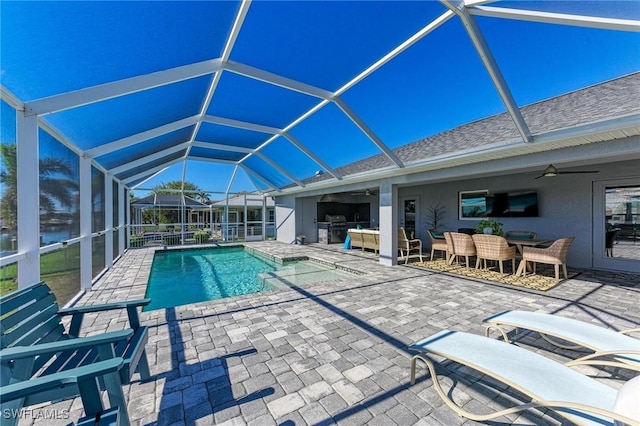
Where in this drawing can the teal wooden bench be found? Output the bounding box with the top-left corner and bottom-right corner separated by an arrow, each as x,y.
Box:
0,358 -> 125,426
0,282 -> 152,426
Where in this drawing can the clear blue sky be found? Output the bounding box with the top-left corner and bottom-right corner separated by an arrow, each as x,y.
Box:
2,1 -> 639,196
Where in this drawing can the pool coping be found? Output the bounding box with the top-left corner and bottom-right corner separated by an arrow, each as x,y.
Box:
157,242 -> 369,276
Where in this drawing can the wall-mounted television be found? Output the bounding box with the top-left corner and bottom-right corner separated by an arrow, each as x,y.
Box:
485,191 -> 539,217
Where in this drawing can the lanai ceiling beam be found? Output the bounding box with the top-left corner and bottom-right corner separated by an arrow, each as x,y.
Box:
255,152 -> 305,187
25,59 -> 223,116
130,168 -> 167,190
442,0 -> 532,143
244,172 -> 268,194
239,164 -> 280,192
121,157 -> 184,184
333,97 -> 404,168
282,133 -> 342,180
108,142 -> 191,175
469,5 -> 640,32
202,115 -> 281,134
224,61 -> 334,100
182,0 -> 252,191
191,141 -> 254,153
225,165 -> 239,195
188,157 -> 238,166
335,9 -> 455,96
85,115 -> 200,158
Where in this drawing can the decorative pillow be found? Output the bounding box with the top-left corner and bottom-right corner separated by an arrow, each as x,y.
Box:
430,230 -> 445,239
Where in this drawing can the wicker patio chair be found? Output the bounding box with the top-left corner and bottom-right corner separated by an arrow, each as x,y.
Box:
472,234 -> 517,274
427,229 -> 448,261
444,232 -> 476,267
516,237 -> 575,280
398,227 -> 423,264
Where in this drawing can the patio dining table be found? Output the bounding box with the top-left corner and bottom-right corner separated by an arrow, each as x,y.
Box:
507,237 -> 554,273
506,238 -> 553,256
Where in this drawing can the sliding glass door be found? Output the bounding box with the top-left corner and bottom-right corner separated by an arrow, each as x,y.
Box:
593,179 -> 640,273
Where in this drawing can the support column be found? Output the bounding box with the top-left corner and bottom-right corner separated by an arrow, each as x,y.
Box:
262,197 -> 267,241
244,194 -> 248,240
118,182 -> 125,255
378,180 -> 398,266
16,114 -> 40,287
125,189 -> 131,248
104,175 -> 113,267
79,157 -> 92,290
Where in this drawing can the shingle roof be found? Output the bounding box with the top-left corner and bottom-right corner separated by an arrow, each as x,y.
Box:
300,71 -> 640,186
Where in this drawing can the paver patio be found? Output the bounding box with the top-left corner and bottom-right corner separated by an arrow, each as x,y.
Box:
19,241 -> 639,426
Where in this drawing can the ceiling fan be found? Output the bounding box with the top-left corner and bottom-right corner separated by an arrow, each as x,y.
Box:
351,189 -> 377,196
534,164 -> 599,179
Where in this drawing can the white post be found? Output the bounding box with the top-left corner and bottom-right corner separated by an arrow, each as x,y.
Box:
16,114 -> 40,287
126,189 -> 131,248
244,194 -> 248,239
224,195 -> 229,241
180,192 -> 185,245
262,197 -> 267,240
104,175 -> 113,267
79,157 -> 92,290
118,181 -> 125,255
378,180 -> 398,266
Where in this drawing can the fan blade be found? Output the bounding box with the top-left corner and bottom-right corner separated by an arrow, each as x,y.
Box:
534,174 -> 546,179
559,171 -> 599,174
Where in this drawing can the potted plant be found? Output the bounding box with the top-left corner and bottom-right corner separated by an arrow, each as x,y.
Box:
474,218 -> 503,236
426,202 -> 446,232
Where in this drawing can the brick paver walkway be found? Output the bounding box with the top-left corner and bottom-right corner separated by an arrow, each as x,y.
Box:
21,241 -> 639,426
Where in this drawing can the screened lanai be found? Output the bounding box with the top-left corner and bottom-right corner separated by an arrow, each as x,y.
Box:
1,1 -> 639,303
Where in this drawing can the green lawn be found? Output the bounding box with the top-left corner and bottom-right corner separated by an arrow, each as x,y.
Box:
1,244 -> 82,306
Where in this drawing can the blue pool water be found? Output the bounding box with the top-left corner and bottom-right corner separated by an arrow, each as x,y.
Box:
145,246 -> 356,311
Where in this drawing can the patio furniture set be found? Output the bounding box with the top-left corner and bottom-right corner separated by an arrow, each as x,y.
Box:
428,229 -> 575,280
346,227 -> 424,264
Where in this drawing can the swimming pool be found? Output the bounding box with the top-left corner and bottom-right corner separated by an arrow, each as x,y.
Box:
144,246 -> 357,310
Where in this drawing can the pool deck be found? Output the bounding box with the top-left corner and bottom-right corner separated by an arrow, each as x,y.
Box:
22,241 -> 639,426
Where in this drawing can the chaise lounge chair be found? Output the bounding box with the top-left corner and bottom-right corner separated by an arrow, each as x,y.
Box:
409,330 -> 638,426
483,310 -> 640,372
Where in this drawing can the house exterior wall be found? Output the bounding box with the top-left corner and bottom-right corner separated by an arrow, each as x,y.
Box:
401,159 -> 639,270
274,159 -> 639,270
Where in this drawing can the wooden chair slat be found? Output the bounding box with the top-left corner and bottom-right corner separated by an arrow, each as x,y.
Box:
43,347 -> 97,375
0,283 -> 51,315
4,306 -> 64,349
1,293 -> 58,337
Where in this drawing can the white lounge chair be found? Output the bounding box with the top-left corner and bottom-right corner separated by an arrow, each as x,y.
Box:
483,310 -> 640,372
409,330 -> 638,426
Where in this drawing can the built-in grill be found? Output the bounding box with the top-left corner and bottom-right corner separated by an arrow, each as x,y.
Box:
321,214 -> 348,244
